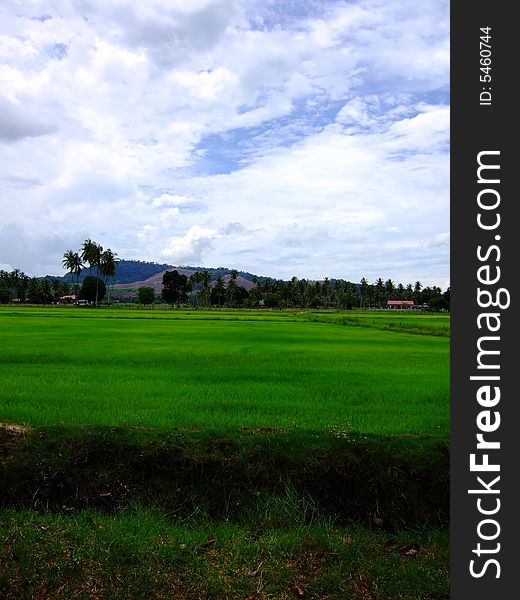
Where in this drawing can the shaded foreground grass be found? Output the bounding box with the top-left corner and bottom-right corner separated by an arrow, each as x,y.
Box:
0,508 -> 449,600
1,426 -> 449,599
1,426 -> 449,529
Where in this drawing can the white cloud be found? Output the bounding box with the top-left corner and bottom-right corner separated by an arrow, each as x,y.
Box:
160,225 -> 217,264
0,0 -> 449,287
426,232 -> 450,248
159,207 -> 180,221
0,95 -> 56,142
152,194 -> 191,207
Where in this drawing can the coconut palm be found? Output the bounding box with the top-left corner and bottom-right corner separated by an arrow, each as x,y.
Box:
100,248 -> 118,304
200,270 -> 212,307
213,274 -> 225,307
81,239 -> 104,303
188,271 -> 202,307
62,250 -> 83,299
226,269 -> 239,306
81,239 -> 97,275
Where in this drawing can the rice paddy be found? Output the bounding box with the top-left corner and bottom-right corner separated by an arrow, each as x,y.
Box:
0,306 -> 449,434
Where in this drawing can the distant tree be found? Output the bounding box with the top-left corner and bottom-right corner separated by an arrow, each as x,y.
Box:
360,277 -> 369,308
188,272 -> 203,307
374,278 -> 385,308
226,269 -> 239,306
81,240 -> 103,304
62,250 -> 83,297
298,278 -> 309,309
211,274 -> 225,307
200,270 -> 212,307
346,282 -> 358,309
50,278 -> 62,301
27,278 -> 42,303
162,270 -> 190,307
262,277 -> 273,294
0,286 -> 12,303
311,281 -> 323,308
100,248 -> 118,304
40,278 -> 53,304
385,279 -> 395,301
79,276 -> 106,303
413,281 -> 423,304
322,278 -> 331,307
263,292 -> 281,308
81,239 -> 98,276
443,287 -> 450,309
234,286 -> 250,307
428,295 -> 449,311
137,286 -> 155,305
15,272 -> 29,301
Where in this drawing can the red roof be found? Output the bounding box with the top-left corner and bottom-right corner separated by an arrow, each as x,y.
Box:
387,300 -> 414,306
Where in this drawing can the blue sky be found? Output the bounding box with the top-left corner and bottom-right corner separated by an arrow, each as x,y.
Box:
0,0 -> 449,288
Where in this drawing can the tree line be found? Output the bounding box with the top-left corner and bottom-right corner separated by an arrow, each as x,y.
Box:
0,269 -> 69,304
142,269 -> 449,310
1,249 -> 449,310
0,239 -> 118,304
62,239 -> 118,304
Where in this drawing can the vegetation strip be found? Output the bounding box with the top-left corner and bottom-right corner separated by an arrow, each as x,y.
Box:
1,426 -> 449,530
0,508 -> 449,600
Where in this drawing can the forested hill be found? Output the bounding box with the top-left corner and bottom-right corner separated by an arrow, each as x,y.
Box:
113,260 -> 265,284
58,260 -> 264,285
110,260 -> 172,283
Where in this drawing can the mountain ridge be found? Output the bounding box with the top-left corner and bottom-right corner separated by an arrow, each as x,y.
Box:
57,259 -> 266,286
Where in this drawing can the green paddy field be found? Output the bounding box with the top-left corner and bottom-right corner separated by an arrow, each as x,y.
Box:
0,307 -> 449,434
0,307 -> 450,599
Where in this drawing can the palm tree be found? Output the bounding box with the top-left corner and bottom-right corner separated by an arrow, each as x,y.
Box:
188,271 -> 202,307
213,274 -> 225,307
201,270 -> 212,307
62,250 -> 83,299
250,275 -> 260,306
374,278 -> 385,308
50,278 -> 61,302
413,281 -> 423,305
81,239 -> 97,275
298,278 -> 308,309
385,279 -> 395,303
322,277 -> 331,308
226,269 -> 239,306
81,239 -> 104,304
360,277 -> 369,309
100,248 -> 118,304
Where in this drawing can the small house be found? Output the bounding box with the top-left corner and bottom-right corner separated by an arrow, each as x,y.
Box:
387,300 -> 415,309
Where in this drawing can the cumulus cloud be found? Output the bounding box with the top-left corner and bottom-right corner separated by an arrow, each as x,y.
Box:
161,225 -> 217,264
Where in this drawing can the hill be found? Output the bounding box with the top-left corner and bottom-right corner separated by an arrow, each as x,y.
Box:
56,260 -> 264,286
113,269 -> 256,295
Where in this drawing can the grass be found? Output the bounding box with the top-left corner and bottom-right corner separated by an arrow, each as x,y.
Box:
302,311 -> 450,337
0,508 -> 449,600
0,306 -> 450,598
0,306 -> 449,434
0,426 -> 449,529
